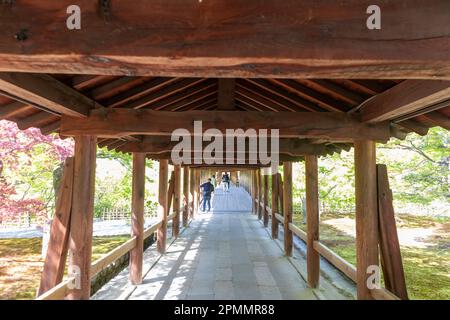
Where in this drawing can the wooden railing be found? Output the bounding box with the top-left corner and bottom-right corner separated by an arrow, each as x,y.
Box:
254,197 -> 400,300
38,204 -> 189,300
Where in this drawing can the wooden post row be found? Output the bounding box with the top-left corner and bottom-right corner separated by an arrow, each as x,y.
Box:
183,167 -> 189,227
173,165 -> 181,238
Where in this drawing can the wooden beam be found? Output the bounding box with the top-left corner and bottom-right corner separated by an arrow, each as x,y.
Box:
376,164 -> 408,300
0,73 -> 97,117
271,168 -> 279,239
0,101 -> 31,119
217,79 -> 235,110
150,152 -> 304,163
0,1 -> 449,78
173,165 -> 181,238
67,136 -> 97,300
130,153 -> 145,285
283,162 -> 293,257
354,140 -> 378,300
38,157 -> 74,296
419,111 -> 450,130
157,160 -> 168,254
182,167 -> 190,227
117,136 -> 333,156
360,80 -> 450,123
305,155 -> 320,288
61,110 -> 391,142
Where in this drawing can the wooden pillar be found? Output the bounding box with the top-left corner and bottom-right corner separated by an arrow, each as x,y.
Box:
251,170 -> 256,214
157,160 -> 168,254
257,169 -> 262,220
173,165 -> 181,238
130,153 -> 145,285
278,172 -> 283,213
67,136 -> 97,300
354,140 -> 379,300
283,162 -> 293,257
305,155 -> 320,288
195,170 -> 201,216
271,168 -> 279,239
189,168 -> 195,219
263,173 -> 269,227
183,167 -> 190,227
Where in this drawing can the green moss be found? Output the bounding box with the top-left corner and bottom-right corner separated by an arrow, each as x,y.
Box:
292,212 -> 450,300
0,235 -> 130,300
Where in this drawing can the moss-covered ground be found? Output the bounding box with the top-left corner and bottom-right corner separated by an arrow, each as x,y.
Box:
293,212 -> 449,300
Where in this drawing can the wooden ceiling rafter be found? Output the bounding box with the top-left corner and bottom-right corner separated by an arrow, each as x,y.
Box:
123,78 -> 207,110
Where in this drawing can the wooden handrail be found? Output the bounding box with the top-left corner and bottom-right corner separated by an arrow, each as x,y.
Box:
371,288 -> 401,300
37,206 -> 194,300
275,213 -> 284,223
288,222 -> 307,242
143,220 -> 163,239
90,236 -> 138,277
36,276 -> 75,300
313,240 -> 356,282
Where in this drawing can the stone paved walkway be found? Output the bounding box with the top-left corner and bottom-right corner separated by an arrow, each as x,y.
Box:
127,186 -> 317,300
93,185 -> 354,300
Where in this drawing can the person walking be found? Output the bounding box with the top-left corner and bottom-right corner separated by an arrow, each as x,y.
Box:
200,178 -> 215,212
211,174 -> 217,188
222,173 -> 230,192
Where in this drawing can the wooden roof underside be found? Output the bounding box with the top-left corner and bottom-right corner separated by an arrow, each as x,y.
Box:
0,74 -> 449,163
0,1 -> 449,163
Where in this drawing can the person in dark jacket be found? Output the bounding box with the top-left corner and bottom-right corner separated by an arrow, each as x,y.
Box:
200,178 -> 215,212
222,173 -> 230,192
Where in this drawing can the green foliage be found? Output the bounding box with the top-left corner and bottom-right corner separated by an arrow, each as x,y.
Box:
94,148 -> 158,217
378,127 -> 449,205
293,127 -> 449,211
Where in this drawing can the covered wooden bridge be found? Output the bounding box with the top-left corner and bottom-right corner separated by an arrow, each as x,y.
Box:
0,0 -> 449,300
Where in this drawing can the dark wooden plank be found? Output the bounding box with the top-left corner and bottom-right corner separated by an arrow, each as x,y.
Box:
361,80 -> 450,123
0,1 -> 449,78
38,157 -> 74,296
217,79 -> 235,110
60,109 -> 391,142
0,101 -> 31,119
376,164 -> 408,300
116,136 -> 331,156
419,111 -> 450,130
17,111 -> 57,130
0,73 -> 96,117
130,153 -> 146,285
